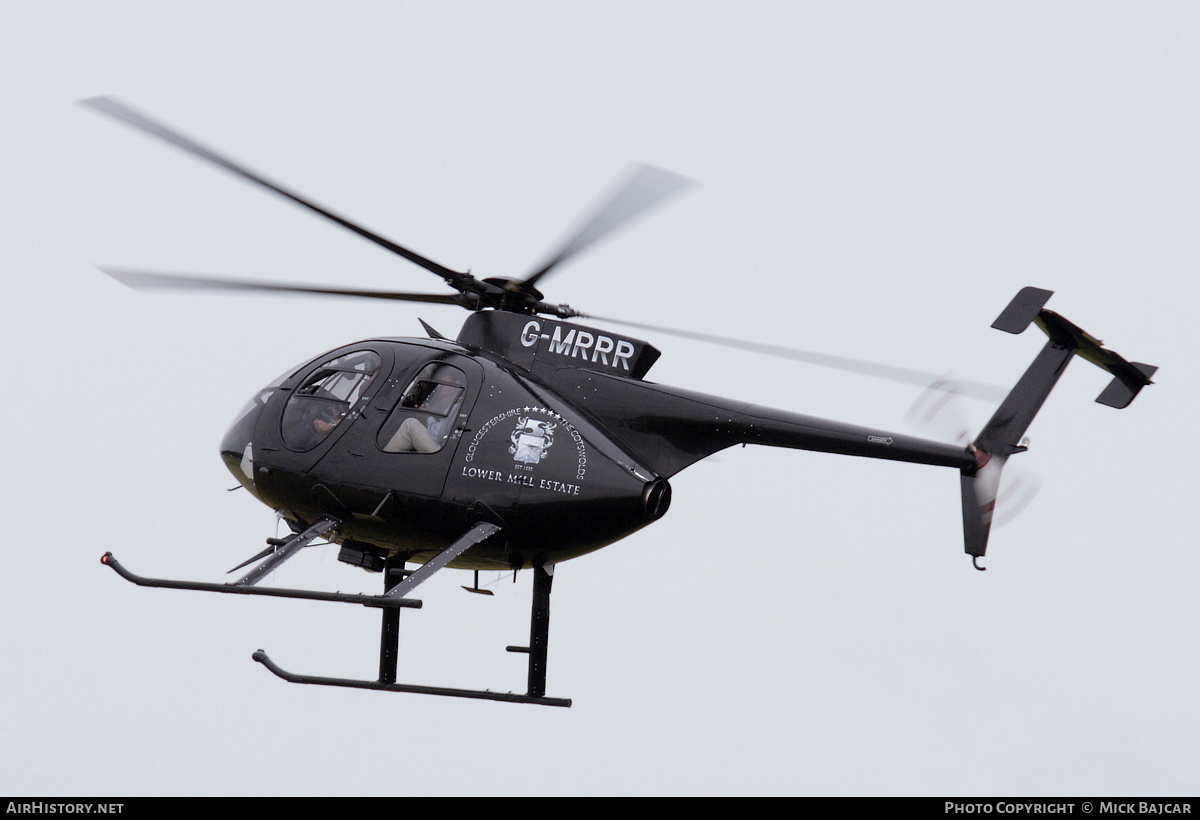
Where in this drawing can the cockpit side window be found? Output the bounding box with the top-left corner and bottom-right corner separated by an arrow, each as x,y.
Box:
378,362 -> 467,453
282,350 -> 382,451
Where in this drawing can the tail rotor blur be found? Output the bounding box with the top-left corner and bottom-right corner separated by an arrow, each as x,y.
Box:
906,378 -> 1041,530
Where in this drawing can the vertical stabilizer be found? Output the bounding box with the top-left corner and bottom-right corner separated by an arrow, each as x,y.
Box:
961,288 -> 1154,568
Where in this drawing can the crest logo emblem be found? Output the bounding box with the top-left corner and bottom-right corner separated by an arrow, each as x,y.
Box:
510,417 -> 556,465
462,406 -> 586,489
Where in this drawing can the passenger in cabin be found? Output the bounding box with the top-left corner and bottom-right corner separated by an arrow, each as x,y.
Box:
385,416 -> 441,453
384,400 -> 462,452
380,363 -> 466,453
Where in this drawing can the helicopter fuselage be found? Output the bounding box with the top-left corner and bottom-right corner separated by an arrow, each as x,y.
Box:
221,311 -> 975,572
221,326 -> 674,570
88,96 -> 1155,704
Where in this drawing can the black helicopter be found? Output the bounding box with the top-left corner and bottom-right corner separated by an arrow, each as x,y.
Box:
87,97 -> 1156,707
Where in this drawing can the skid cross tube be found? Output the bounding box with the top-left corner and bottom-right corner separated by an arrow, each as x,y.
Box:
378,554 -> 406,685
231,516 -> 338,587
251,530 -> 572,706
506,562 -> 555,698
251,559 -> 572,707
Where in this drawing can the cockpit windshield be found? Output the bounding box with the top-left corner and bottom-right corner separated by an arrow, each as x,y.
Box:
282,350 -> 382,451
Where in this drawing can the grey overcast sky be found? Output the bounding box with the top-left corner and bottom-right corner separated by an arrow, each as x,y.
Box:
1,1 -> 1196,796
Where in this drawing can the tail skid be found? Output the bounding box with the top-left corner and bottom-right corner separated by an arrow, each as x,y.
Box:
961,288 -> 1155,568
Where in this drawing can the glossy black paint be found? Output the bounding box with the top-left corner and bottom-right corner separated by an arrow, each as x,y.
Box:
220,310 -> 977,572
221,339 -> 664,569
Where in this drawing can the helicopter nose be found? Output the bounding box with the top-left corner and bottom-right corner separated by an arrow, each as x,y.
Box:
220,390 -> 270,498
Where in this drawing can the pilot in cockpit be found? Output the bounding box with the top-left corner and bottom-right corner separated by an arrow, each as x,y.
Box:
312,402 -> 347,435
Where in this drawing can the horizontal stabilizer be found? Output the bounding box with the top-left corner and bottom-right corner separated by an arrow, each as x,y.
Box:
1096,362 -> 1158,409
1032,309 -> 1156,410
992,287 -> 1054,334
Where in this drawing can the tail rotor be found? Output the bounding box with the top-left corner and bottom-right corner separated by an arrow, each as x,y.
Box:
906,378 -> 1042,535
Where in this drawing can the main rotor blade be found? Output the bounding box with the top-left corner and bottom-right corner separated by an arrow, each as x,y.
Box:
99,267 -> 467,306
522,164 -> 694,288
583,314 -> 1009,403
80,96 -> 473,289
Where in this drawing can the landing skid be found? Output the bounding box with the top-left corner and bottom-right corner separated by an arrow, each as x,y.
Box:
101,520 -> 572,707
252,650 -> 571,707
99,552 -> 421,610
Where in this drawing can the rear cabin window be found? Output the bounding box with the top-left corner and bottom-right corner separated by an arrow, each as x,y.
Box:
377,363 -> 467,454
281,350 -> 382,451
